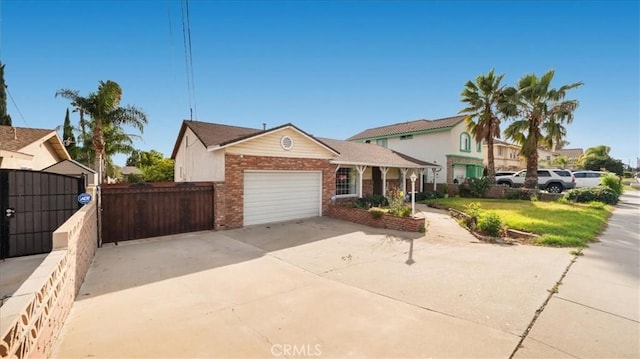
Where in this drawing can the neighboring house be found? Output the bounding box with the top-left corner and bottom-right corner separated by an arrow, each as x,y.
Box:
42,159 -> 98,186
121,166 -> 143,181
171,120 -> 438,229
537,147 -> 559,168
347,115 -> 483,184
483,138 -> 525,171
555,148 -> 584,170
0,125 -> 70,170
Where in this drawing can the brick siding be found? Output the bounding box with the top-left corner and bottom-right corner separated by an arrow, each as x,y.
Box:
222,154 -> 335,229
326,205 -> 425,232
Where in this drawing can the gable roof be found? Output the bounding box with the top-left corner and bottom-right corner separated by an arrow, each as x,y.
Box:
171,120 -> 339,158
347,115 -> 465,141
320,138 -> 439,168
42,159 -> 96,173
555,148 -> 583,159
0,125 -> 70,159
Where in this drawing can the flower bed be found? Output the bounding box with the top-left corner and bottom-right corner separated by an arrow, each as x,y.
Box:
326,204 -> 425,232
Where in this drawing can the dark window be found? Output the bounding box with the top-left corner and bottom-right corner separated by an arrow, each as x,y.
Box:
574,172 -> 586,178
400,135 -> 413,140
537,170 -> 551,177
336,168 -> 356,195
553,170 -> 572,177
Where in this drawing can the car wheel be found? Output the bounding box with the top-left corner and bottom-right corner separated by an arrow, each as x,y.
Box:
547,183 -> 563,193
497,181 -> 511,187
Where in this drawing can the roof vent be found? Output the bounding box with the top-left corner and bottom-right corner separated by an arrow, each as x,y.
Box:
280,135 -> 294,151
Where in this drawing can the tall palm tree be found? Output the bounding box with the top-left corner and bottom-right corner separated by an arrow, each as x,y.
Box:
56,80 -> 147,182
542,115 -> 570,152
504,70 -> 583,189
459,69 -> 511,183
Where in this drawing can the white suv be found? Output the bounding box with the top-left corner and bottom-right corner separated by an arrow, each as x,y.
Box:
496,169 -> 576,193
572,170 -> 608,188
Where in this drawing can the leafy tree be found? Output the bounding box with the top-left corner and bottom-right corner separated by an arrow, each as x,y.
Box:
459,69 -> 511,183
126,149 -> 164,168
56,80 -> 147,182
542,116 -> 569,152
62,108 -> 79,159
143,158 -> 175,182
0,61 -> 12,126
580,145 -> 624,175
504,70 -> 583,189
584,145 -> 611,158
552,155 -> 568,169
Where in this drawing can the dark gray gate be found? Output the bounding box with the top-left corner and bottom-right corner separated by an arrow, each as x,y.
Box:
0,169 -> 83,259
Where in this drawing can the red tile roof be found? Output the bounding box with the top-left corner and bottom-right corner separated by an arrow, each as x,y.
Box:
555,148 -> 584,159
347,115 -> 465,141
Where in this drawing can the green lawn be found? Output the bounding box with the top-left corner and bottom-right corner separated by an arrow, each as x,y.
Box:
423,197 -> 614,247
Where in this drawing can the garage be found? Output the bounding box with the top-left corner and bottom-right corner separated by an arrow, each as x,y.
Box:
243,170 -> 322,226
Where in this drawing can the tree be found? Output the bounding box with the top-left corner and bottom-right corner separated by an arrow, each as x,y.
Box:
542,116 -> 569,152
459,69 -> 511,183
62,108 -> 79,159
552,155 -> 568,169
504,70 -> 583,189
0,61 -> 12,126
56,80 -> 147,182
126,149 -> 164,168
143,158 -> 175,182
583,156 -> 624,176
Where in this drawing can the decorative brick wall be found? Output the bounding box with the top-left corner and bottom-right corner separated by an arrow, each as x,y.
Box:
326,205 -> 425,232
0,202 -> 97,359
223,154 -> 335,229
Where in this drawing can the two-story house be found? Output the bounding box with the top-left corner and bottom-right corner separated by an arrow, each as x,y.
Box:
347,115 -> 484,184
482,138 -> 525,171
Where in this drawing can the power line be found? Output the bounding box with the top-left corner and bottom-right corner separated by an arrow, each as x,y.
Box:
7,88 -> 29,127
185,0 -> 197,120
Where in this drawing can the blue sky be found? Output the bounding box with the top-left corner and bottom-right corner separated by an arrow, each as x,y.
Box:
2,0 -> 639,166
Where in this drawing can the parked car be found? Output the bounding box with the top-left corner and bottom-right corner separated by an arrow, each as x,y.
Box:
572,170 -> 608,188
496,169 -> 576,193
495,171 -> 516,177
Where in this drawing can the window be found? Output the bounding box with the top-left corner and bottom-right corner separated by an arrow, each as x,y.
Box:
498,147 -> 504,156
400,134 -> 413,140
476,142 -> 482,152
573,172 -> 586,178
460,133 -> 471,152
336,168 -> 357,195
553,170 -> 572,177
376,138 -> 388,148
537,170 -> 551,177
365,140 -> 371,144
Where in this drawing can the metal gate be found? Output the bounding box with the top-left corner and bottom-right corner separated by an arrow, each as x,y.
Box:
100,182 -> 214,244
0,169 -> 83,259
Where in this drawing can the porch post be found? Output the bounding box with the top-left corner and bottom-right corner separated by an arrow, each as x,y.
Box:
355,165 -> 367,198
379,167 -> 389,197
400,168 -> 409,194
420,168 -> 426,192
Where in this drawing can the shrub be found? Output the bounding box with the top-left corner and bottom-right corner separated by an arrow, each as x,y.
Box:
416,190 -> 445,201
465,177 -> 491,198
465,202 -> 482,225
505,188 -> 537,200
353,194 -> 389,209
477,212 -> 503,237
369,207 -> 386,219
601,174 -> 623,195
588,201 -> 606,210
564,187 -> 619,205
390,204 -> 412,217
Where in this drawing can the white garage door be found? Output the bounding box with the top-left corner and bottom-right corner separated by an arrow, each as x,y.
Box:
244,171 -> 322,226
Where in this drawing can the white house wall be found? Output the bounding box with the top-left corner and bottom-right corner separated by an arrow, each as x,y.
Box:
386,130 -> 451,183
175,127 -> 225,182
15,140 -> 60,170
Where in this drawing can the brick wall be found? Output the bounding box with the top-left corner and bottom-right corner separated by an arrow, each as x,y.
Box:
223,154 -> 335,229
1,202 -> 97,359
326,205 -> 425,232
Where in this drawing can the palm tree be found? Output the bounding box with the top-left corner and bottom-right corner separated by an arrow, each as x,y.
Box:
542,115 -> 570,152
459,69 -> 511,183
504,70 -> 583,189
56,80 -> 147,182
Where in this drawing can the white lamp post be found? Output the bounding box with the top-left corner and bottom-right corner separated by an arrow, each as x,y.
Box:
410,172 -> 417,217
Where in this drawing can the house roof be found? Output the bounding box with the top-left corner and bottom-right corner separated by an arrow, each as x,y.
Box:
346,115 -> 465,141
0,125 -> 70,160
555,148 -> 583,159
488,138 -> 521,147
320,138 -> 439,169
42,159 -> 96,173
121,166 -> 143,175
171,120 -> 339,158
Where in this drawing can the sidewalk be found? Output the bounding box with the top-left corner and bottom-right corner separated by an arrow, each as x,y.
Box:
515,191 -> 640,358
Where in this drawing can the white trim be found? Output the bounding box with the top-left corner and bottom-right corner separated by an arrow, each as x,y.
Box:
331,160 -> 437,169
355,165 -> 367,198
280,135 -> 294,150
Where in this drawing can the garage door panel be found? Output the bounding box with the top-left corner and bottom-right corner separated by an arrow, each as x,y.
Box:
244,171 -> 322,226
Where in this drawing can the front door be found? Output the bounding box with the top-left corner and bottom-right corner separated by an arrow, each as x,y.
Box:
372,167 -> 382,195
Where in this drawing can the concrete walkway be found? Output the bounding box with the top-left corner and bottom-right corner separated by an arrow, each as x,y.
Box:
515,191 -> 640,358
50,194 -> 639,358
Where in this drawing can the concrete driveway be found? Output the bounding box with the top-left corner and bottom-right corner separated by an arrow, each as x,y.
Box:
52,208 -> 573,358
